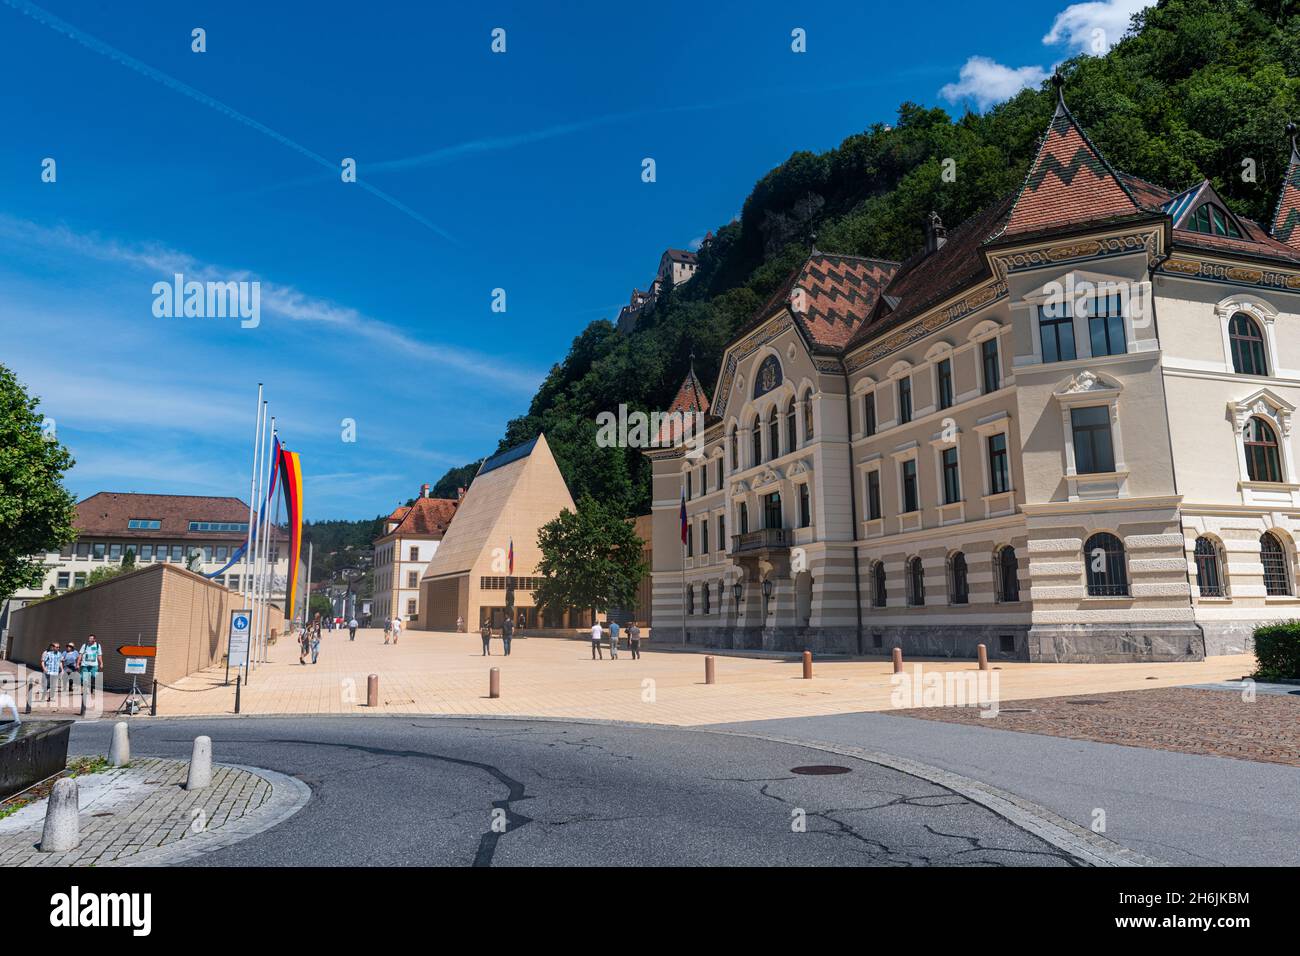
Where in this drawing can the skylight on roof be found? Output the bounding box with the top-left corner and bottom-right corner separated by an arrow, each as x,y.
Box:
1186,202 -> 1242,238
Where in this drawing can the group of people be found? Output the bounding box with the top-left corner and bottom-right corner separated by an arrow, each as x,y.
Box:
478,618 -> 515,656
589,620 -> 641,660
383,616 -> 403,644
38,635 -> 104,698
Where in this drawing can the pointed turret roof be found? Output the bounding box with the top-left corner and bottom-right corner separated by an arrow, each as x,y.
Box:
1271,122 -> 1300,250
990,73 -> 1146,242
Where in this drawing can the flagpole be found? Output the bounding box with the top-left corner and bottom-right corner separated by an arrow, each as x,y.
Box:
255,417 -> 276,672
680,478 -> 687,646
303,540 -> 314,636
244,396 -> 267,683
267,441 -> 284,663
249,409 -> 271,680
231,385 -> 263,686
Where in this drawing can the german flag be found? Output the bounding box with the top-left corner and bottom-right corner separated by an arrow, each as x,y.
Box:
279,447 -> 304,619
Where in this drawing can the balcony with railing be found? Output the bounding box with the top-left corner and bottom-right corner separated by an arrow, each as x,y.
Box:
731,527 -> 791,555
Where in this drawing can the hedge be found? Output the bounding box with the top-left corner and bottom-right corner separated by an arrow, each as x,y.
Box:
1253,622 -> 1300,680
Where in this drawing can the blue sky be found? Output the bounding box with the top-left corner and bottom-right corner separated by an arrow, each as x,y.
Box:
0,0 -> 1146,520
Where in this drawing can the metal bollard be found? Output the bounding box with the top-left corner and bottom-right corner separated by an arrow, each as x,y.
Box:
151,678 -> 159,716
39,778 -> 80,852
185,736 -> 212,791
109,721 -> 130,767
234,674 -> 242,714
802,650 -> 813,680
892,646 -> 903,674
489,667 -> 500,699
705,656 -> 716,685
25,677 -> 34,714
977,643 -> 989,671
367,673 -> 379,707
79,680 -> 87,717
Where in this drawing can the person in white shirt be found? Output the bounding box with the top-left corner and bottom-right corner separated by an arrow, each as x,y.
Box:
391,616 -> 402,644
41,643 -> 62,700
590,621 -> 604,660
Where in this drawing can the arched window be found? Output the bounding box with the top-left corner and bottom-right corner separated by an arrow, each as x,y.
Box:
906,557 -> 925,606
738,502 -> 749,535
768,407 -> 780,459
784,400 -> 796,454
1244,417 -> 1282,483
948,552 -> 969,605
802,390 -> 815,442
1194,537 -> 1225,598
997,546 -> 1020,602
1261,532 -> 1291,596
872,562 -> 887,607
729,426 -> 738,471
703,583 -> 711,615
1084,533 -> 1128,597
1229,313 -> 1268,375
751,419 -> 762,467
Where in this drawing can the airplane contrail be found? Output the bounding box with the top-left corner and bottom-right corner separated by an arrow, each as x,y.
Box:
3,0 -> 458,243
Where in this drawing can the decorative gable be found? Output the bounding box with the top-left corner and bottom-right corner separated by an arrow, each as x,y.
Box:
1271,123 -> 1300,250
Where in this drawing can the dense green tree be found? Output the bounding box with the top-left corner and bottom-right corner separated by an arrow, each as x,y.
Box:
0,364 -> 77,600
533,496 -> 647,617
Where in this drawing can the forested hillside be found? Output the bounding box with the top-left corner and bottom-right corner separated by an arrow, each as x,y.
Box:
440,0 -> 1299,519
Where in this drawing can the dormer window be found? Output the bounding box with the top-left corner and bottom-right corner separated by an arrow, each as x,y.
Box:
1186,202 -> 1242,238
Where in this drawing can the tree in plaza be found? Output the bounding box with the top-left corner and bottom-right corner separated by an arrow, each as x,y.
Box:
533,495 -> 647,620
0,364 -> 77,600
309,594 -> 333,621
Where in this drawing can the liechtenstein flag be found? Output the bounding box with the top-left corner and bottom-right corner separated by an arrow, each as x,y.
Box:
680,489 -> 687,545
508,537 -> 514,575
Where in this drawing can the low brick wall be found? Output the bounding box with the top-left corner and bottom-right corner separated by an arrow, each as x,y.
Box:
6,565 -> 283,690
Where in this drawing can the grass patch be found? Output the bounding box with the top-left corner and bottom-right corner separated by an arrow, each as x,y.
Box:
0,754 -> 115,820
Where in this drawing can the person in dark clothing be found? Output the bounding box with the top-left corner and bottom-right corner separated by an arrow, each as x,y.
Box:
628,622 -> 641,660
480,621 -> 492,656
501,616 -> 513,656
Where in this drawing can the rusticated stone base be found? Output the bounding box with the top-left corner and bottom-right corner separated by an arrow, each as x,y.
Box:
681,625 -> 1032,660
1027,623 -> 1206,663
1198,621 -> 1255,657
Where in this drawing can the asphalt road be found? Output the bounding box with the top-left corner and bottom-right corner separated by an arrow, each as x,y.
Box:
69,717 -> 1080,867
713,711 -> 1300,867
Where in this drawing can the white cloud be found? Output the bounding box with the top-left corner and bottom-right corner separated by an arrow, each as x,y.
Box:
940,57 -> 1050,112
1043,0 -> 1149,55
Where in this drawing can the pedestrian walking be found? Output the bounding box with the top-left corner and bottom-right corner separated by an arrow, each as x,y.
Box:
501,616 -> 513,656
391,616 -> 402,644
62,643 -> 79,692
310,628 -> 322,664
628,622 -> 641,660
41,643 -> 61,700
456,616 -> 464,633
608,619 -> 620,659
480,621 -> 492,656
383,617 -> 392,644
590,620 -> 604,660
77,635 -> 102,689
348,618 -> 358,641
299,626 -> 311,665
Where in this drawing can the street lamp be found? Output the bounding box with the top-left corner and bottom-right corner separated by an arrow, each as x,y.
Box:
761,578 -> 773,616
732,580 -> 743,611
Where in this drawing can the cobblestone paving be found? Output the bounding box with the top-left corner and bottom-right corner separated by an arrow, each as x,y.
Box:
894,686 -> 1300,767
0,758 -> 270,866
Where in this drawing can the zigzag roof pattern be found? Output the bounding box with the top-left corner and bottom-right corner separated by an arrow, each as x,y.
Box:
1271,123 -> 1300,251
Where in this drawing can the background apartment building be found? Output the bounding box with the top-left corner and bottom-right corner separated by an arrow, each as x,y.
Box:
371,485 -> 459,626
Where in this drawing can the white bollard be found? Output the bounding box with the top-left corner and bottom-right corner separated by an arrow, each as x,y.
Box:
40,778 -> 80,852
185,735 -> 212,791
109,721 -> 130,767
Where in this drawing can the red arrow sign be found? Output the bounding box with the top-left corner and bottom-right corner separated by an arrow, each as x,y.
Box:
116,645 -> 157,658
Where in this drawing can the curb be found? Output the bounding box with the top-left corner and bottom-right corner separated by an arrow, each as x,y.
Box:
116,763 -> 311,867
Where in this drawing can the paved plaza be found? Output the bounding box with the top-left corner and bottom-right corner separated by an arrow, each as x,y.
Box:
143,627 -> 1254,726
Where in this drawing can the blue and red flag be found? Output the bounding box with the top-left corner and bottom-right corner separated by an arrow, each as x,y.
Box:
508,537 -> 514,575
680,489 -> 687,545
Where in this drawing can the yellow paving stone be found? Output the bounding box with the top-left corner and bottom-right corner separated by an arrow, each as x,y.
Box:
145,627 -> 1257,726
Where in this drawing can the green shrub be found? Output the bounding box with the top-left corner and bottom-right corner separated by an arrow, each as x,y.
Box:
1252,622 -> 1300,680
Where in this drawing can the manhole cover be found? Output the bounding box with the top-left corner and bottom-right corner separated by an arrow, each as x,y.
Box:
790,765 -> 852,775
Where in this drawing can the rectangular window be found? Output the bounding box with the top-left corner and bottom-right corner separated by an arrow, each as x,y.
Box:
864,392 -> 877,437
701,518 -> 709,554
898,377 -> 913,424
1039,305 -> 1077,363
127,519 -> 161,530
57,572 -> 70,589
216,546 -> 227,561
981,338 -> 1000,393
141,544 -> 153,560
76,542 -> 90,558
988,433 -> 1010,494
407,571 -> 419,588
1071,406 -> 1115,474
715,458 -> 723,491
407,599 -> 417,616
937,359 -> 953,409
799,484 -> 811,528
686,525 -> 694,557
203,546 -> 213,563
73,572 -> 86,588
942,447 -> 961,504
867,471 -> 882,521
1088,293 -> 1126,357
228,574 -> 240,591
171,545 -> 183,562
109,543 -> 123,560
409,546 -> 419,561
686,470 -> 692,501
901,459 -> 918,513
93,542 -> 106,560
718,515 -> 726,551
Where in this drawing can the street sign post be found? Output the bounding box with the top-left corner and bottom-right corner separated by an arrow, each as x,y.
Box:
228,609 -> 252,669
124,658 -> 147,675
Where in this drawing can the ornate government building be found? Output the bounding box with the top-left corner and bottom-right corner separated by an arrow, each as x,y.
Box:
646,79 -> 1300,662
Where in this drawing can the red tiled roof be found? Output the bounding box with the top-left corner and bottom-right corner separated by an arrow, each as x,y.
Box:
389,497 -> 459,538
994,99 -> 1144,241
1271,129 -> 1300,251
747,253 -> 899,352
74,492 -> 255,539
657,367 -> 711,445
